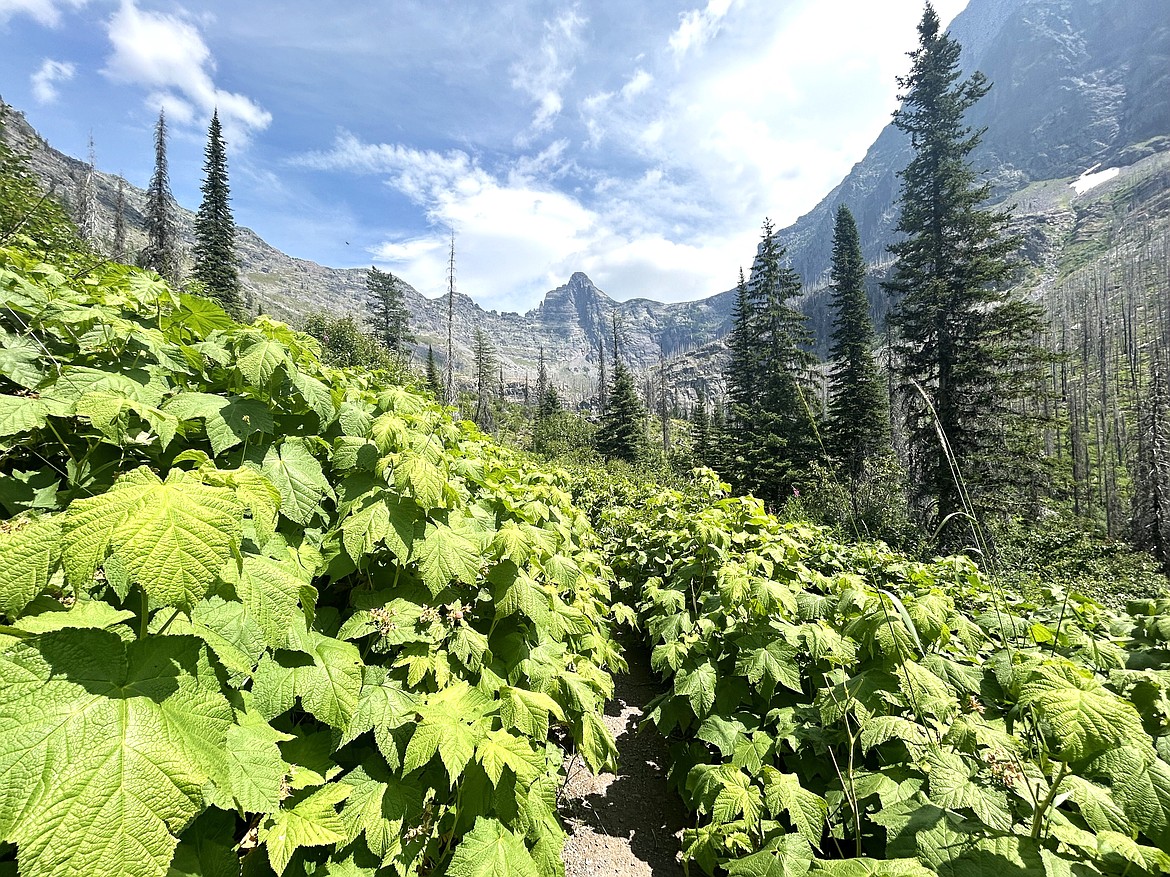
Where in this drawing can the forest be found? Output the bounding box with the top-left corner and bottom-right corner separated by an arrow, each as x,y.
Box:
2,5 -> 1170,877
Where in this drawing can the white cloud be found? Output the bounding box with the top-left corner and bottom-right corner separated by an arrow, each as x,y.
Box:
0,0 -> 86,27
620,68 -> 653,101
102,0 -> 271,143
30,58 -> 75,103
669,0 -> 735,59
510,5 -> 586,140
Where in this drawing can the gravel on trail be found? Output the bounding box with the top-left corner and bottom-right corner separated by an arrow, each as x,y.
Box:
559,634 -> 689,877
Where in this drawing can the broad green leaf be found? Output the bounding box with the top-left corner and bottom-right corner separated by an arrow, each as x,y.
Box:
415,521 -> 480,595
0,630 -> 233,877
675,660 -> 718,719
162,293 -> 233,337
498,685 -> 564,740
338,764 -> 424,864
810,858 -> 934,877
394,452 -> 447,510
238,338 -> 289,387
62,467 -> 243,610
924,749 -> 1011,831
288,628 -> 364,730
762,767 -> 828,847
0,393 -> 47,439
579,709 -> 618,773
261,782 -> 351,876
164,392 -> 273,457
447,817 -> 541,877
1020,660 -> 1146,762
736,636 -> 802,695
727,833 -> 812,877
226,723 -> 287,814
476,728 -> 542,786
262,438 -> 333,526
0,515 -> 60,617
237,553 -> 312,649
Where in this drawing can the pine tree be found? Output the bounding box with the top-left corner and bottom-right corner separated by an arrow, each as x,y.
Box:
111,176 -> 127,262
597,335 -> 608,413
725,267 -> 757,413
1132,351 -> 1170,572
723,220 -> 819,503
192,110 -> 242,317
138,109 -> 180,285
365,266 -> 414,356
425,345 -> 441,397
692,390 -> 711,468
472,328 -> 497,432
826,204 -> 890,479
596,316 -> 647,464
536,346 -> 549,409
883,4 -> 1045,537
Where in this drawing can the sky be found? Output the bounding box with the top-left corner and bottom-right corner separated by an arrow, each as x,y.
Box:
0,0 -> 969,311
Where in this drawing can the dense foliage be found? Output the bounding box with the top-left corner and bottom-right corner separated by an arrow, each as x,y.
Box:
599,469 -> 1170,877
0,245 -> 623,877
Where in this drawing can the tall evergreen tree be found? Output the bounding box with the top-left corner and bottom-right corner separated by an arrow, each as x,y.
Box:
723,220 -> 819,503
826,204 -> 890,478
365,265 -> 414,356
193,111 -> 243,317
692,390 -> 711,468
597,335 -> 608,413
1132,351 -> 1170,572
138,109 -> 180,285
535,347 -> 549,409
596,316 -> 647,464
883,4 -> 1045,536
111,176 -> 127,262
726,268 -> 757,413
472,328 -> 497,432
425,345 -> 441,397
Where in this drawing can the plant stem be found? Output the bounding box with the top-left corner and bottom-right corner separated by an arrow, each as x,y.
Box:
1030,761 -> 1069,840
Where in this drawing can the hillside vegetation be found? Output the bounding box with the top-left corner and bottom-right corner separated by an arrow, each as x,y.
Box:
1,229 -> 1169,876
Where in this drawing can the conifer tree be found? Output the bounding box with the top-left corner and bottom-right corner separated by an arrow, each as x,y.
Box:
723,220 -> 819,503
826,204 -> 890,478
138,109 -> 180,285
692,390 -> 711,468
1132,351 -> 1170,572
596,316 -> 647,464
597,335 -> 608,413
536,347 -> 549,409
425,345 -> 441,397
365,265 -> 414,356
472,328 -> 497,432
111,176 -> 127,262
884,4 -> 1045,536
193,110 -> 243,317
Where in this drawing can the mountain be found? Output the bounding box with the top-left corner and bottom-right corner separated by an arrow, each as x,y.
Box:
0,97 -> 732,400
778,0 -> 1170,286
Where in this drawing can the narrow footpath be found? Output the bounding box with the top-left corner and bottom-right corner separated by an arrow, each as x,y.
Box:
559,634 -> 689,877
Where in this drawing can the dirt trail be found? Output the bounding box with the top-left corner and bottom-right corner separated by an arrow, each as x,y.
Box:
560,634 -> 689,877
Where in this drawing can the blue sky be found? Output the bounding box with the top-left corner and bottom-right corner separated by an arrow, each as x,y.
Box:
1,0 -> 968,311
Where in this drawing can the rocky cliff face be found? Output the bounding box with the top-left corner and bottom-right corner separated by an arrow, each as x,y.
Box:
777,0 -> 1170,285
